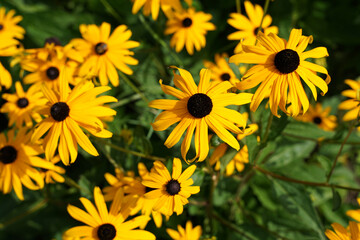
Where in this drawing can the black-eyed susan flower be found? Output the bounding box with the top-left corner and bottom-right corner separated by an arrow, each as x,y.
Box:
31,69 -> 117,165
227,1 -> 278,53
203,53 -> 240,87
166,220 -> 202,240
64,187 -> 156,240
165,8 -> 216,55
70,22 -> 140,86
0,62 -> 12,90
0,128 -> 54,200
1,82 -> 47,128
0,7 -> 25,40
103,168 -> 135,201
325,221 -> 360,240
230,29 -> 331,117
142,158 -> 200,216
132,0 -> 182,20
40,155 -> 66,184
338,79 -> 360,122
149,67 -> 253,162
296,103 -> 337,131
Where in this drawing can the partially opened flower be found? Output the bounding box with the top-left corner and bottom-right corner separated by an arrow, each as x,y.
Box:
70,22 -> 140,86
230,29 -> 331,117
64,187 -> 155,240
325,221 -> 360,240
31,68 -> 117,165
165,8 -> 215,55
296,103 -> 337,131
142,158 -> 200,216
149,67 -> 252,162
40,155 -> 66,184
0,7 -> 25,40
227,1 -> 278,53
166,220 -> 202,240
338,79 -> 360,123
103,168 -> 135,201
131,0 -> 182,20
0,128 -> 54,200
1,82 -> 47,128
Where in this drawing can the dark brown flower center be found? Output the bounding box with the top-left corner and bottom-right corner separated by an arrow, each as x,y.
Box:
17,98 -> 29,108
182,18 -> 193,28
166,179 -> 181,195
187,93 -> 213,118
95,42 -> 108,55
46,67 -> 60,80
313,116 -> 322,125
274,49 -> 300,74
0,24 -> 3,30
220,73 -> 231,81
253,27 -> 263,36
0,146 -> 17,164
97,223 -> 116,240
50,102 -> 70,122
44,37 -> 61,46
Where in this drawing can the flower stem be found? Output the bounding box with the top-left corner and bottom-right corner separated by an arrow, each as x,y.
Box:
138,14 -> 184,67
119,71 -> 149,103
236,0 -> 241,14
257,0 -> 271,33
100,0 -> 123,22
261,113 -> 273,145
326,124 -> 354,183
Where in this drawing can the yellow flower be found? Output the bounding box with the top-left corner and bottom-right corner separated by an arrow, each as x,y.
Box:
31,68 -> 117,165
0,128 -> 54,200
166,220 -> 202,240
149,67 -> 252,162
131,0 -> 182,20
346,198 -> 360,222
295,103 -> 337,131
40,155 -> 66,184
236,112 -> 258,141
103,168 -> 135,201
203,53 -> 240,87
70,22 -> 140,86
142,158 -> 200,216
227,1 -> 278,53
64,187 -> 155,240
338,79 -> 360,122
165,8 -> 216,55
1,82 -> 47,128
0,7 -> 25,40
325,221 -> 360,240
230,29 -> 331,117
0,61 -> 12,91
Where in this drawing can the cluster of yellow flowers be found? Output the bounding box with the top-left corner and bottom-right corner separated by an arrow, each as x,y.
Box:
0,0 -> 360,239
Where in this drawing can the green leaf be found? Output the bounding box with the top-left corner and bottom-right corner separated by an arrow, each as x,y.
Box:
331,188 -> 342,211
245,134 -> 261,164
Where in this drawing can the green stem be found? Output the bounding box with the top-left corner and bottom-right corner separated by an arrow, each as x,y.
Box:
326,125 -> 354,183
236,0 -> 241,14
95,138 -> 166,162
119,72 -> 149,103
261,113 -> 273,145
109,94 -> 142,108
138,14 -> 184,67
257,0 -> 271,33
100,0 -> 123,22
255,165 -> 360,192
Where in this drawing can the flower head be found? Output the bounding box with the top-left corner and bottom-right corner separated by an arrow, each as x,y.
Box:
40,155 -> 66,184
0,7 -> 25,40
325,221 -> 360,240
166,220 -> 202,240
103,168 -> 135,201
70,22 -> 140,86
132,0 -> 182,20
0,62 -> 12,91
230,28 -> 331,117
149,67 -> 252,162
338,79 -> 360,123
142,158 -> 200,216
295,103 -> 337,131
165,8 -> 215,55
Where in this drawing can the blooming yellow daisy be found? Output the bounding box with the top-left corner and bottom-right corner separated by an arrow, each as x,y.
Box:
149,67 -> 253,162
166,220 -> 202,240
132,0 -> 182,20
295,103 -> 337,131
165,8 -> 216,55
31,68 -> 117,165
338,79 -> 360,122
64,187 -> 155,240
229,28 -> 331,117
0,61 -> 12,91
325,221 -> 360,240
203,53 -> 240,87
142,158 -> 200,216
70,22 -> 140,86
0,7 -> 25,40
0,128 -> 54,200
103,168 -> 135,201
40,155 -> 66,184
1,82 -> 47,128
227,1 -> 278,53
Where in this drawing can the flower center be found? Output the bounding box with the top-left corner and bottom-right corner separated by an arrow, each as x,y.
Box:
182,17 -> 193,28
253,27 -> 263,36
0,24 -> 3,30
46,67 -> 60,80
220,73 -> 231,81
50,102 -> 70,122
44,37 -> 61,46
17,98 -> 29,108
166,179 -> 181,195
313,116 -> 322,125
274,49 -> 300,74
0,146 -> 18,164
95,42 -> 108,55
97,223 -> 116,240
187,93 -> 213,118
